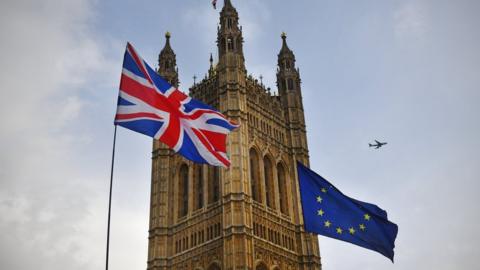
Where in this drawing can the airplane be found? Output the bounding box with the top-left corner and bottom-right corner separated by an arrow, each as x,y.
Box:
369,140 -> 387,149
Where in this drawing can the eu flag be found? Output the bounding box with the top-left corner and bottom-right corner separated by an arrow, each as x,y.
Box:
297,162 -> 398,261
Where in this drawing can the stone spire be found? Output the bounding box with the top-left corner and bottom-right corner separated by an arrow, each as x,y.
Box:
222,0 -> 236,13
277,32 -> 299,94
276,32 -> 308,159
208,53 -> 216,77
158,31 -> 179,87
279,32 -> 294,57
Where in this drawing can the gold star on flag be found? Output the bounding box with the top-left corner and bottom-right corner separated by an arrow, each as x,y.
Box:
324,220 -> 331,228
364,214 -> 371,221
336,227 -> 343,234
321,188 -> 327,193
316,196 -> 322,203
349,227 -> 356,235
359,224 -> 366,231
317,209 -> 324,216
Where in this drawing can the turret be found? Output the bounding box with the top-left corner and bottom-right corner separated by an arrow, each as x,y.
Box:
277,32 -> 301,103
216,0 -> 245,71
276,33 -> 308,158
157,32 -> 179,87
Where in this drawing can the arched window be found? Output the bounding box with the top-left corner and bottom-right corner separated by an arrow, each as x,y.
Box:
208,262 -> 221,270
249,148 -> 262,203
256,262 -> 268,270
208,167 -> 221,204
288,78 -> 294,90
264,156 -> 275,209
236,39 -> 241,52
194,165 -> 204,210
178,164 -> 189,217
277,163 -> 289,215
221,38 -> 226,54
227,38 -> 234,51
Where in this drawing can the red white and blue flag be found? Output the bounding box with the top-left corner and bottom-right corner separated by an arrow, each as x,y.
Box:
115,43 -> 238,167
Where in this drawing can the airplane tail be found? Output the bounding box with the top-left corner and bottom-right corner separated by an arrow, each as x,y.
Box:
369,143 -> 374,147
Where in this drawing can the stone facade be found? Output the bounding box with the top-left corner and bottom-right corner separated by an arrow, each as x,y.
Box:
147,1 -> 321,269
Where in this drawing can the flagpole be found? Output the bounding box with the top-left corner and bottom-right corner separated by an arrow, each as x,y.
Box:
106,125 -> 118,270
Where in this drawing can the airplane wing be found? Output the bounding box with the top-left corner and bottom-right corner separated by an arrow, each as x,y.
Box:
375,140 -> 380,144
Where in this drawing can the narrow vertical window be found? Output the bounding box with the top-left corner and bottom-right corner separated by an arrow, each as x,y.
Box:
264,156 -> 275,209
208,166 -> 221,203
249,148 -> 261,203
288,78 -> 294,90
208,263 -> 221,270
277,163 -> 289,215
213,167 -> 220,202
227,38 -> 233,51
178,164 -> 189,217
194,165 -> 204,209
221,38 -> 226,54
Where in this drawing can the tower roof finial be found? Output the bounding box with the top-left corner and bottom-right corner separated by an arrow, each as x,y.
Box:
222,0 -> 236,13
278,31 -> 294,58
159,31 -> 175,58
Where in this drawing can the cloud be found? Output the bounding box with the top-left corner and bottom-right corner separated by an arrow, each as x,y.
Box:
394,1 -> 428,40
0,0 -> 121,269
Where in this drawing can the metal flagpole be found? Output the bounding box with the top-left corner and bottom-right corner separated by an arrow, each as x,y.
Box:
106,125 -> 118,270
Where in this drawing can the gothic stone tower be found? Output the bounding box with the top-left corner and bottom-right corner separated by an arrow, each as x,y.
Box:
148,1 -> 321,269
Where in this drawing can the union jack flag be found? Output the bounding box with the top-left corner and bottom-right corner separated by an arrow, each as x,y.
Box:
115,43 -> 238,167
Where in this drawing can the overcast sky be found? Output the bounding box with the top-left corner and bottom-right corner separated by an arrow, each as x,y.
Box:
1,0 -> 479,269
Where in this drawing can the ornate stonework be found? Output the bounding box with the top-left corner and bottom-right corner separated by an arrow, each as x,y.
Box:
147,1 -> 321,269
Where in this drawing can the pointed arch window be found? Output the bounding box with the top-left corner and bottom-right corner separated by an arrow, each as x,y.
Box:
208,263 -> 221,270
256,262 -> 268,270
221,38 -> 226,54
277,163 -> 289,215
194,165 -> 204,210
236,39 -> 242,52
178,164 -> 189,217
227,38 -> 234,51
208,167 -> 221,204
264,156 -> 275,209
249,148 -> 262,203
288,78 -> 294,90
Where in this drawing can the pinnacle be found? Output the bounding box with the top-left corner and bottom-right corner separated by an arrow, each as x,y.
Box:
160,32 -> 175,57
279,32 -> 292,55
222,0 -> 237,13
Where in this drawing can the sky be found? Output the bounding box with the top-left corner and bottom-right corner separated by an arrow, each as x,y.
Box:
0,0 -> 479,269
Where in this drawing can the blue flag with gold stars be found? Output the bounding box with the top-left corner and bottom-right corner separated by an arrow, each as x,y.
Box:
297,162 -> 398,261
